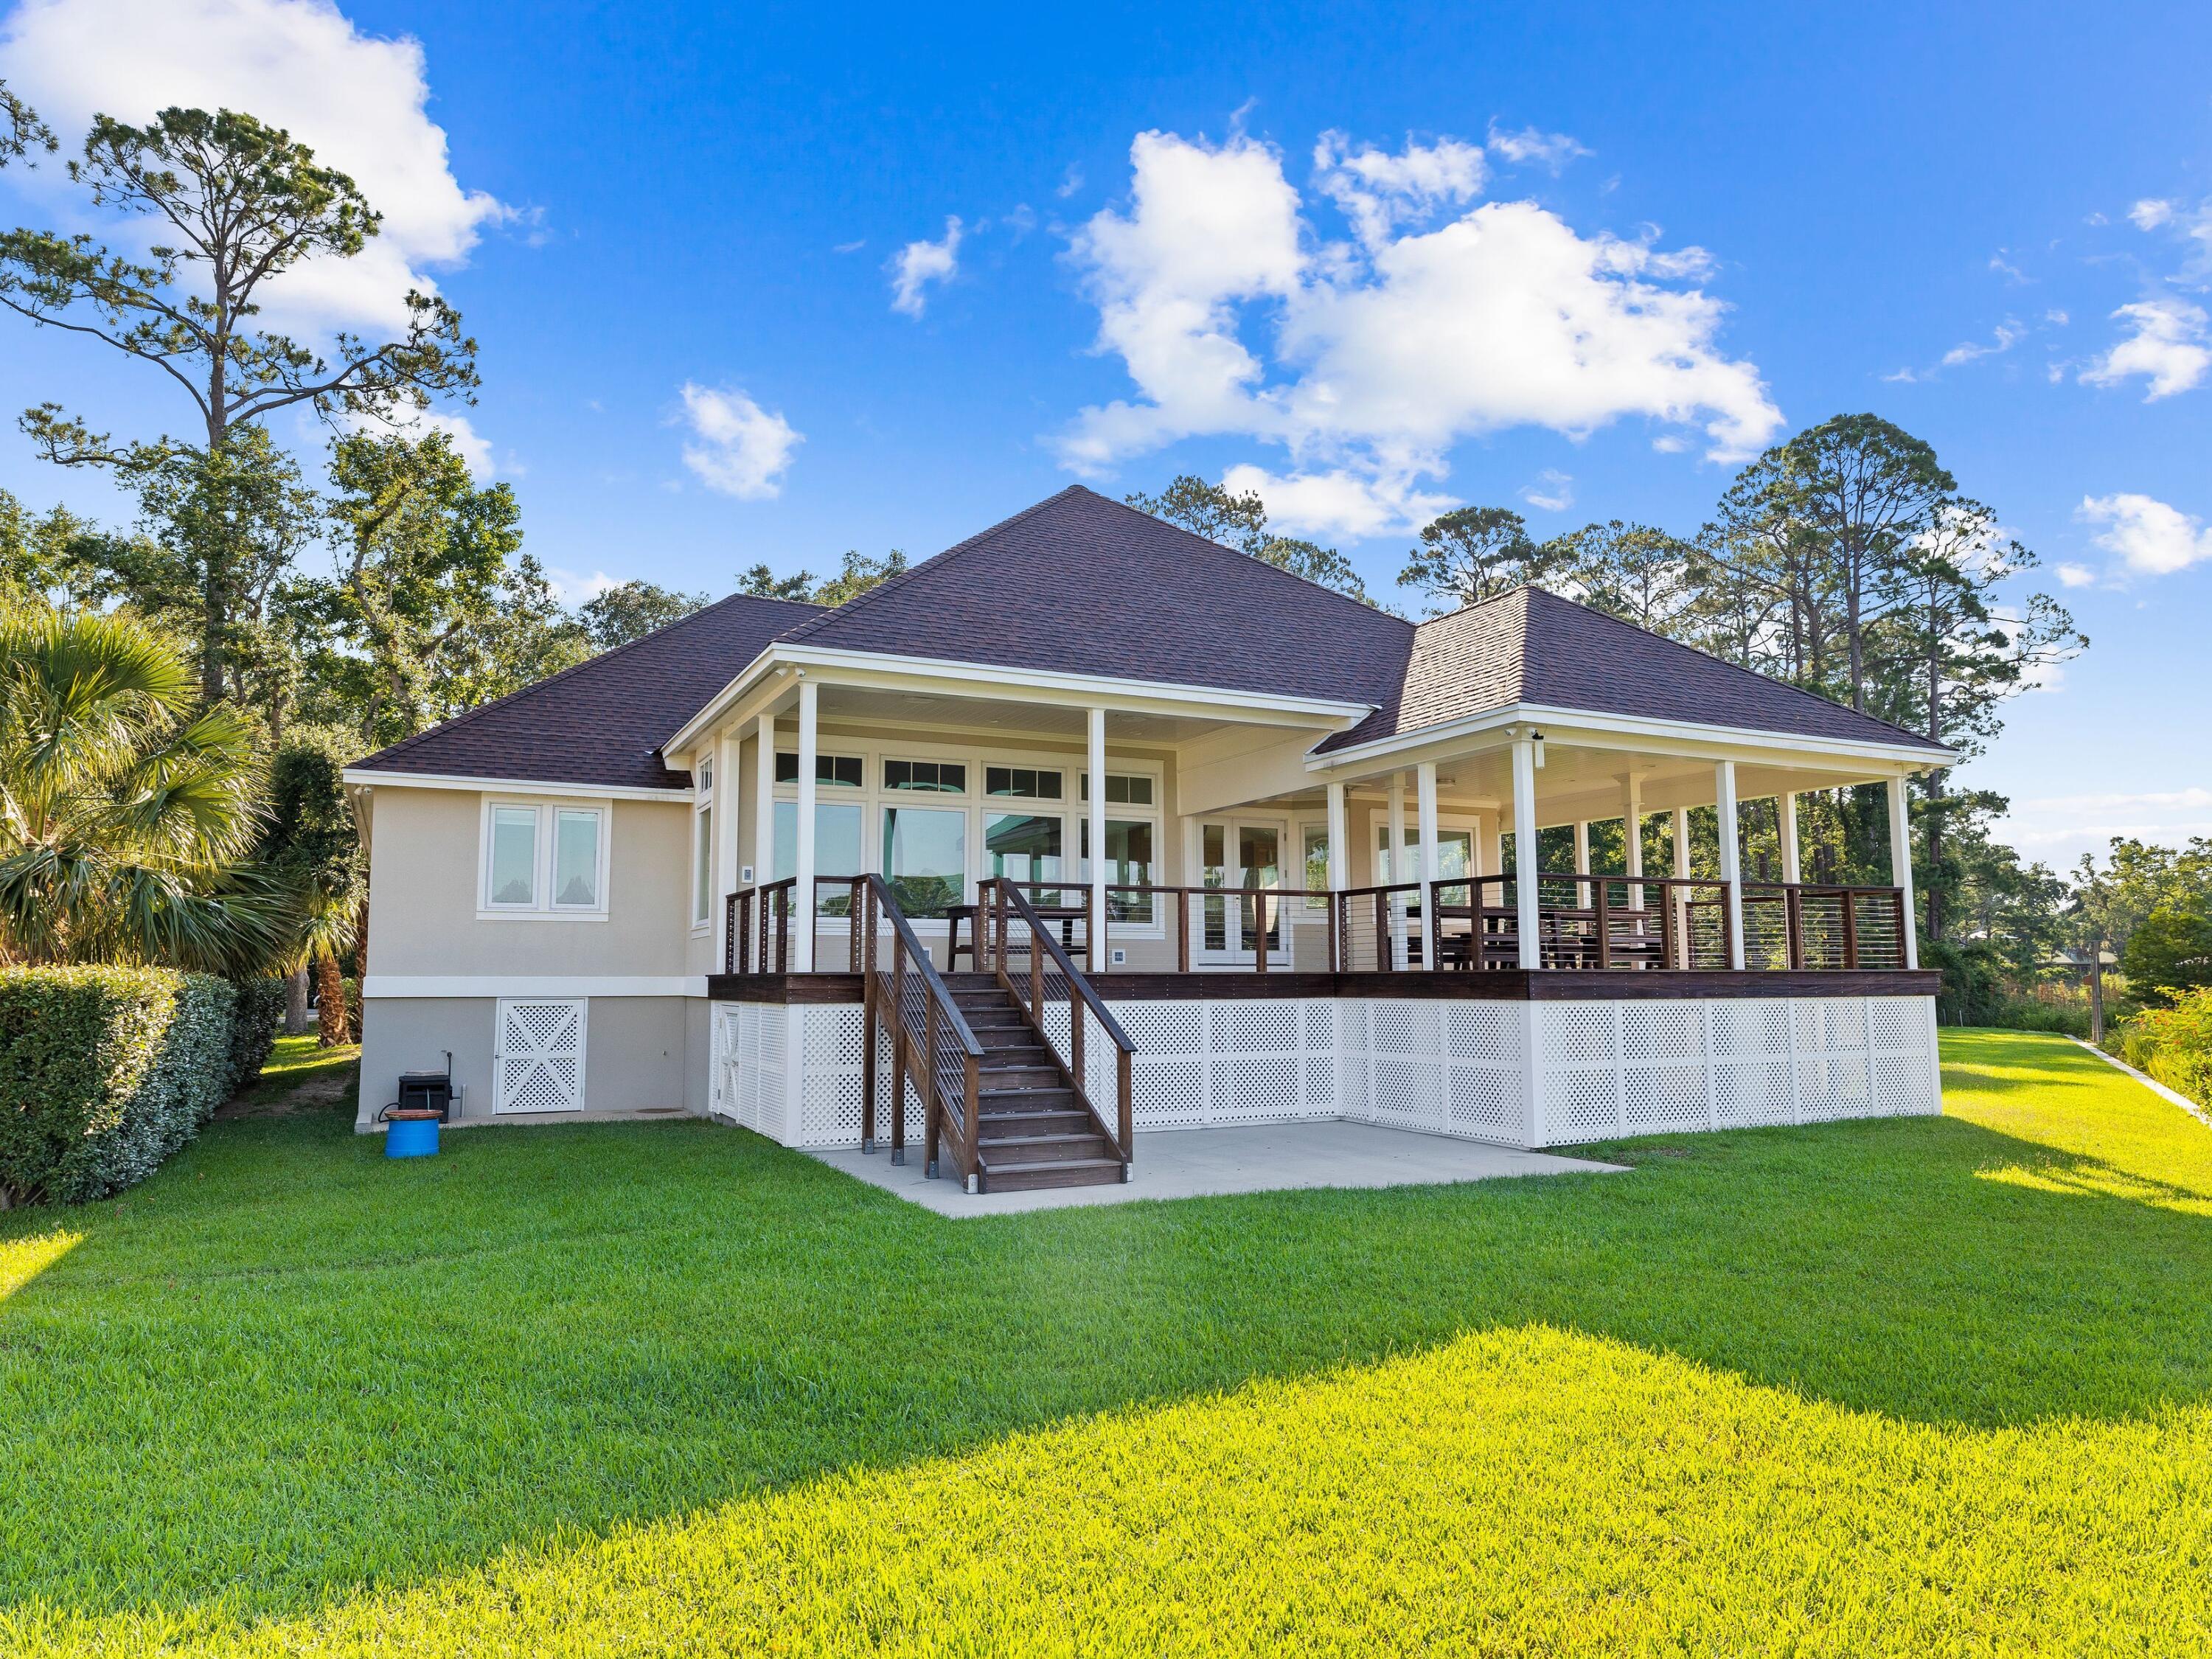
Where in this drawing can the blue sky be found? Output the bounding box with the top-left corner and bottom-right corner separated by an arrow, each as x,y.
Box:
1,0 -> 2208,869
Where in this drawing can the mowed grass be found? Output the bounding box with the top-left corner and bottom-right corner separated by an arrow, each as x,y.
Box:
1,1031 -> 2209,1655
226,1034 -> 360,1113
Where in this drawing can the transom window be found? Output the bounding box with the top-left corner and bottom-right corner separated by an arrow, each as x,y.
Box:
774,751 -> 863,787
883,759 -> 967,793
987,765 -> 1062,799
1080,772 -> 1155,806
481,801 -> 608,917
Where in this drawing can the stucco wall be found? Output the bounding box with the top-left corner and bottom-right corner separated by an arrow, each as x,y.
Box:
358,993 -> 697,1128
365,785 -> 692,979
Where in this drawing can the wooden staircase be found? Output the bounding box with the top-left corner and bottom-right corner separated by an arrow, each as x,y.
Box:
946,975 -> 1127,1192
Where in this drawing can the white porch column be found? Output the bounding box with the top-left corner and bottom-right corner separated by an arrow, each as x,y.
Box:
1416,761 -> 1441,971
792,678 -> 818,972
1479,813 -> 1503,885
1887,775 -> 1919,970
1671,804 -> 1691,967
1087,706 -> 1108,970
754,709 -> 776,886
1779,790 -> 1802,885
1511,740 -> 1541,970
1387,773 -> 1409,970
1324,781 -> 1348,891
1573,820 -> 1592,909
1714,759 -> 1745,970
1621,774 -> 1644,914
713,727 -> 741,969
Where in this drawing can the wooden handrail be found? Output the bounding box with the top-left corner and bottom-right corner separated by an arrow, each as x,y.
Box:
981,877 -> 1136,1168
856,874 -> 985,1189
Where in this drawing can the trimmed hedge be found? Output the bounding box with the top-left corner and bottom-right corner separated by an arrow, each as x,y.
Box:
0,967 -> 239,1208
226,976 -> 288,1096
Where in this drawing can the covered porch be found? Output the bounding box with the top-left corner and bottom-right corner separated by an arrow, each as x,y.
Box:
693,672 -> 1941,1192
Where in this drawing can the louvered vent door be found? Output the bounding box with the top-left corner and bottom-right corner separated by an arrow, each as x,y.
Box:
494,998 -> 587,1113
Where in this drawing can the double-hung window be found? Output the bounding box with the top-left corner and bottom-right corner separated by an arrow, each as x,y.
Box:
481,801 -> 608,919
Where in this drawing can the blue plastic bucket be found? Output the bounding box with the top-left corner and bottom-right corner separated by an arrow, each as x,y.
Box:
385,1114 -> 440,1158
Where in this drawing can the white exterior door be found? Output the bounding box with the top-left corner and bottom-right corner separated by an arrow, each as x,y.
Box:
495,998 -> 588,1113
1195,818 -> 1285,966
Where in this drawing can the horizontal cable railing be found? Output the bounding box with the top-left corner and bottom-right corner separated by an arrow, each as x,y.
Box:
978,877 -> 1135,1172
726,874 -> 1913,976
856,874 -> 984,1186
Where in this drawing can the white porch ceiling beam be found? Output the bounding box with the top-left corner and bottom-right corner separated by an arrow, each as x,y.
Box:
666,645 -> 1368,757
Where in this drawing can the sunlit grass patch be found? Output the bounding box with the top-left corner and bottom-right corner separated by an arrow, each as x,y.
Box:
0,1227 -> 78,1300
0,1028 -> 2208,1655
13,1325 -> 2212,1657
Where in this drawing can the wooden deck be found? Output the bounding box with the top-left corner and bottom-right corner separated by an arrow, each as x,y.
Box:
707,967 -> 1943,1004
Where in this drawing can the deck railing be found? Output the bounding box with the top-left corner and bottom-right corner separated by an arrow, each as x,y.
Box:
725,872 -> 1913,976
978,877 -> 1135,1172
855,874 -> 983,1186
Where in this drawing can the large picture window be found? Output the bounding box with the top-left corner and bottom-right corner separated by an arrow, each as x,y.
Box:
1083,817 -> 1158,923
481,800 -> 608,919
773,801 -> 865,914
881,805 -> 965,917
986,812 -> 1063,891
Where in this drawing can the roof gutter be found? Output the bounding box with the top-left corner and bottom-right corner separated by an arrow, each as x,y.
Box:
341,768 -> 694,803
1304,701 -> 1958,773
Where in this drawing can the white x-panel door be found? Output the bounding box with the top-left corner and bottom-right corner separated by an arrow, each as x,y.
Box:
495,998 -> 587,1113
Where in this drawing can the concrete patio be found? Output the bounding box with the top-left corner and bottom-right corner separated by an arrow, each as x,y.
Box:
808,1120 -> 1627,1216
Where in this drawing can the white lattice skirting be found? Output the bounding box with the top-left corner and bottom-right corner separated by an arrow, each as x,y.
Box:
709,995 -> 1940,1151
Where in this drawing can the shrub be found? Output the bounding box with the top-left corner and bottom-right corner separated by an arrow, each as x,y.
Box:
1964,998 -> 2090,1038
2110,987 -> 2212,1105
226,975 -> 288,1096
0,966 -> 237,1208
341,975 -> 361,1042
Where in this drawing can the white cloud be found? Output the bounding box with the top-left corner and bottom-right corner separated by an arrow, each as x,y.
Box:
2045,308 -> 2070,326
1485,122 -> 1590,172
2078,492 -> 2212,576
1519,469 -> 1574,512
1998,787 -> 2212,869
1056,128 -> 1781,505
675,383 -> 801,500
1220,462 -> 1453,540
2130,198 -> 2176,231
1057,164 -> 1084,199
0,0 -> 504,335
1940,319 -> 2023,367
888,217 -> 962,317
543,567 -> 619,605
1312,131 -> 1486,249
2055,561 -> 2096,588
2080,297 -> 2211,398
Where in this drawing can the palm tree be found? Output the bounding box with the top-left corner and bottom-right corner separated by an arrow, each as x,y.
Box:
0,601 -> 293,974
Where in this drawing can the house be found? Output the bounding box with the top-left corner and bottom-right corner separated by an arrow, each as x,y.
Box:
345,485 -> 1949,1192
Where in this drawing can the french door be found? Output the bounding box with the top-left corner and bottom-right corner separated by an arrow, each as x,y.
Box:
1196,818 -> 1284,965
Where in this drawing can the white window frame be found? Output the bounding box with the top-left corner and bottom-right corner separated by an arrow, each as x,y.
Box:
761,737 -> 1164,933
690,762 -> 714,933
477,798 -> 612,922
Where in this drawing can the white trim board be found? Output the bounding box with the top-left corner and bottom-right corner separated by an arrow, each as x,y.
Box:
343,768 -> 695,804
366,975 -> 709,999
661,644 -> 1370,756
1306,703 -> 1955,776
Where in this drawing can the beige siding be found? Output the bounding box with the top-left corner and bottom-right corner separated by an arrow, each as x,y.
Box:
365,786 -> 691,978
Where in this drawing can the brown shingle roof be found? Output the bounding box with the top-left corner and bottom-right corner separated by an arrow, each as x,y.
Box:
352,592 -> 821,790
355,490 -> 1941,794
778,486 -> 1413,706
1315,586 -> 1946,754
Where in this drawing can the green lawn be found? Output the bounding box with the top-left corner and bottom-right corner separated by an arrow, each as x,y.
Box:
2,1032 -> 2209,1655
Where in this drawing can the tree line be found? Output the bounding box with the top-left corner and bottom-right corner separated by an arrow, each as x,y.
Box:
0,87 -> 911,1032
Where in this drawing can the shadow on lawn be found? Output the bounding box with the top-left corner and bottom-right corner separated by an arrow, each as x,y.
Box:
1,1034 -> 2208,1624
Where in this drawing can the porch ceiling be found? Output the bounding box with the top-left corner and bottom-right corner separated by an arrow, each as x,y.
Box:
811,683 -> 1257,747
1270,739 -> 1912,826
